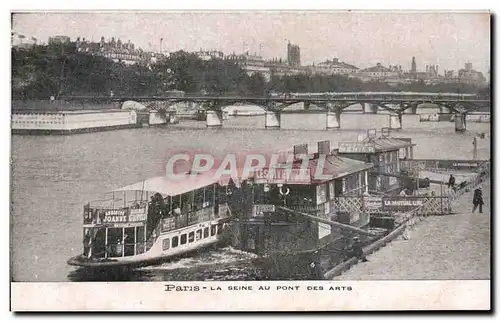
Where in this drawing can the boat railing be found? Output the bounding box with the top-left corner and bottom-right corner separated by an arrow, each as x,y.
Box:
158,203 -> 231,234
287,204 -> 323,215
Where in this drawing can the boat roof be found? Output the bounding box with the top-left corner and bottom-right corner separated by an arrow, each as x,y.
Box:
371,137 -> 415,153
113,171 -> 231,196
295,154 -> 374,183
337,137 -> 415,154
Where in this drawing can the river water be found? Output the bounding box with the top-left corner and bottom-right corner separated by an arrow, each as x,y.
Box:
11,113 -> 490,281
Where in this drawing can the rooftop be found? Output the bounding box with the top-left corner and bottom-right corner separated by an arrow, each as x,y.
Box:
317,58 -> 358,70
337,137 -> 415,154
361,63 -> 392,73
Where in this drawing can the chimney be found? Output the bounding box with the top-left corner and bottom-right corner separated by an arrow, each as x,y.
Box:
317,141 -> 331,155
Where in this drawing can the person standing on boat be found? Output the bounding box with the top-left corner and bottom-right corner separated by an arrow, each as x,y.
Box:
448,174 -> 456,189
350,237 -> 368,262
472,186 -> 484,213
308,251 -> 323,280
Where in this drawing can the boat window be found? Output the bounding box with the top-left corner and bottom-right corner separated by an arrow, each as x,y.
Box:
172,236 -> 179,248
217,185 -> 228,204
188,231 -> 195,243
106,228 -> 124,258
162,197 -> 171,218
124,227 -> 135,256
180,234 -> 187,245
171,195 -> 181,216
136,226 -> 145,243
162,238 -> 170,251
283,185 -> 315,207
205,186 -> 214,207
211,224 -> 217,236
203,227 -> 209,238
196,229 -> 202,240
217,223 -> 223,235
193,188 -> 204,211
181,192 -> 193,215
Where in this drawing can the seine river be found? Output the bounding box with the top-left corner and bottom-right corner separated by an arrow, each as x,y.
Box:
11,113 -> 490,281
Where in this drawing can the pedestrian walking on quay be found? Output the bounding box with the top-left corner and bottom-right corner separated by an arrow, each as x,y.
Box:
448,174 -> 456,189
472,186 -> 484,214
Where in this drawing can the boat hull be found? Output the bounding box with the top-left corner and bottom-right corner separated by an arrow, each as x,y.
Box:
67,239 -> 220,269
68,217 -> 231,269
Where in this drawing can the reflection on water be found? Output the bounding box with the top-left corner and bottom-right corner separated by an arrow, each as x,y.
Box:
11,115 -> 490,281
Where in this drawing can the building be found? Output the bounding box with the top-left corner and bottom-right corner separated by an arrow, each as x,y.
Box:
311,58 -> 359,76
458,68 -> 486,84
444,70 -> 455,78
358,63 -> 400,80
75,36 -> 152,65
465,62 -> 473,72
426,64 -> 439,78
265,58 -> 305,77
225,52 -> 271,81
195,49 -> 224,61
411,56 -> 417,74
287,42 -> 301,67
336,130 -> 415,195
48,36 -> 71,45
230,141 -> 374,257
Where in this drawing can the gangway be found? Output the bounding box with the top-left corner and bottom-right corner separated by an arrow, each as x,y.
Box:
277,207 -> 378,237
376,171 -> 446,185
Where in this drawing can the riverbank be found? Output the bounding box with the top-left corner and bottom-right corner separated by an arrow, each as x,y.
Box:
334,179 -> 490,280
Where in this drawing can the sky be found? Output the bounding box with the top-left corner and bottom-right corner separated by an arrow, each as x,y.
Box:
11,11 -> 491,74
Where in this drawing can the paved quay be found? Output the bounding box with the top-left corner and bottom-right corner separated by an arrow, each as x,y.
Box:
335,179 -> 490,280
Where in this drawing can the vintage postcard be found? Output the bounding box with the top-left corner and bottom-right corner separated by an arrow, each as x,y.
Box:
10,10 -> 491,311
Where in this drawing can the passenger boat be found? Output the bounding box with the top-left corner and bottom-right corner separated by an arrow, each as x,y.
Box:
67,172 -> 234,268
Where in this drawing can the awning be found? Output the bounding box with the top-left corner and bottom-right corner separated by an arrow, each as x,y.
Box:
306,155 -> 374,182
112,170 -> 246,196
113,172 -> 219,196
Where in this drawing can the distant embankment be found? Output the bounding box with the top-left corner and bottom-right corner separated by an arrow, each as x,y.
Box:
12,100 -> 120,112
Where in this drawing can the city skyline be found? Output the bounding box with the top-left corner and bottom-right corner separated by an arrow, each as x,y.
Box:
12,11 -> 490,74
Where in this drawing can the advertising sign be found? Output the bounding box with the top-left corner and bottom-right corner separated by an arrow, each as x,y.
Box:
252,204 -> 276,216
338,142 -> 376,154
129,208 -> 147,222
254,167 -> 311,185
316,184 -> 327,205
97,207 -> 148,227
364,196 -> 383,210
328,181 -> 335,200
383,197 -> 424,211
103,209 -> 128,223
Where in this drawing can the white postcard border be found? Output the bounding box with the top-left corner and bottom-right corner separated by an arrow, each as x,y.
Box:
5,0 -> 497,316
11,280 -> 490,311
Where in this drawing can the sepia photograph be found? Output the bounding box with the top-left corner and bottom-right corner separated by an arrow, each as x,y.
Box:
9,8 -> 491,311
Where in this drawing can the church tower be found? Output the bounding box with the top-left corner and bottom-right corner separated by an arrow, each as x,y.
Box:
411,56 -> 417,74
